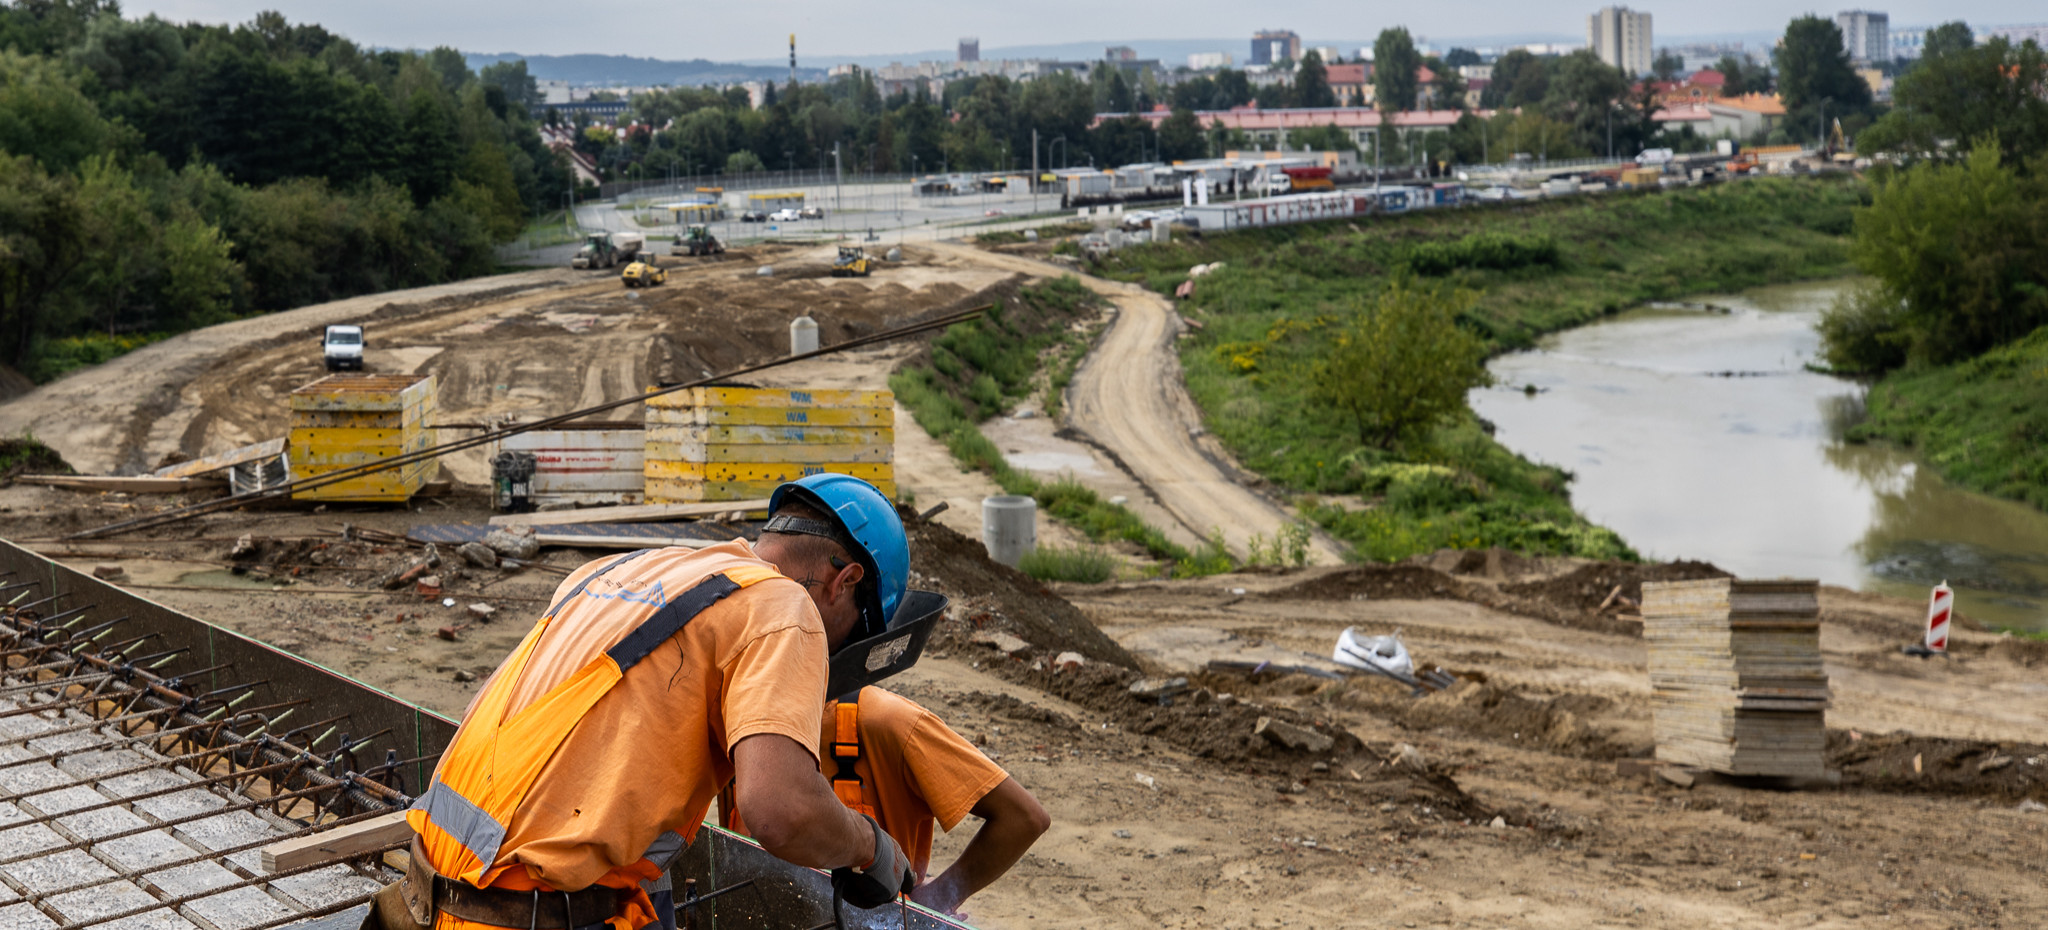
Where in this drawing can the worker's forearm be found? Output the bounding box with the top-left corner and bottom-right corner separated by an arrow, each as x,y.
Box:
731,734 -> 876,869
916,780 -> 1049,913
757,798 -> 875,870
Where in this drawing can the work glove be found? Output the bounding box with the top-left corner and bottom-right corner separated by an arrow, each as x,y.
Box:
830,813 -> 914,909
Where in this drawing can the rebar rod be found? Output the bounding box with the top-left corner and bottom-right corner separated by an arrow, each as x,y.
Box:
19,804 -> 396,905
0,662 -> 230,724
0,625 -> 140,663
69,305 -> 990,540
0,761 -> 401,869
0,701 -> 302,772
50,834 -> 409,930
0,733 -> 380,837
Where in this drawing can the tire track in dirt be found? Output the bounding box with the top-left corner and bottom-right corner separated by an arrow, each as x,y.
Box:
0,270 -> 579,474
921,243 -> 1341,564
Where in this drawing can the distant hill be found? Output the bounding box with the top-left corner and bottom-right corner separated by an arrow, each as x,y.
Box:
464,52 -> 822,86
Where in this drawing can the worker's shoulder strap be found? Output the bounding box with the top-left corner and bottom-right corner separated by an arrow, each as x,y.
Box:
554,553 -> 786,673
828,690 -> 876,819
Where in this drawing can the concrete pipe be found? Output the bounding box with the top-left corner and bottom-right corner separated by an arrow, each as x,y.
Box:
790,315 -> 819,355
981,495 -> 1036,569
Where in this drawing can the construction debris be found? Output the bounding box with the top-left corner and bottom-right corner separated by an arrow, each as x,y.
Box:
973,631 -> 1032,656
482,525 -> 539,559
1127,677 -> 1191,703
1254,717 -> 1335,754
1643,578 -> 1830,778
456,541 -> 497,568
15,474 -> 226,493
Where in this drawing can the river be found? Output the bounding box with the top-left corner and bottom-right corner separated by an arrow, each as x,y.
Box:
1470,279 -> 2048,634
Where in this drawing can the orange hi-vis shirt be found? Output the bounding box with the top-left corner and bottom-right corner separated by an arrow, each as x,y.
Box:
426,541 -> 827,925
723,687 -> 1010,877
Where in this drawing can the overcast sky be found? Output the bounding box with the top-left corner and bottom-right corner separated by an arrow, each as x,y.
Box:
123,1 -> 2044,59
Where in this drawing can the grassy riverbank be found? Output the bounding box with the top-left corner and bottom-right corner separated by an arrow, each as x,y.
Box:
1095,177 -> 1865,562
1848,325 -> 2048,511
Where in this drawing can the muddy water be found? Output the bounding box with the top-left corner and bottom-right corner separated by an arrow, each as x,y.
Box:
1471,279 -> 2048,633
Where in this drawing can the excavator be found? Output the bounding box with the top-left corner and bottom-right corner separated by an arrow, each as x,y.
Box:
831,245 -> 871,277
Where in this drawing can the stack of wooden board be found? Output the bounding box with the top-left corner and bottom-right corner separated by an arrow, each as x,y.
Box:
1641,577 -> 1829,777
288,374 -> 439,502
643,387 -> 894,503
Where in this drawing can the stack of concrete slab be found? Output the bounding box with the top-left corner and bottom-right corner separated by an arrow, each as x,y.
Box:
1641,577 -> 1830,778
643,387 -> 894,503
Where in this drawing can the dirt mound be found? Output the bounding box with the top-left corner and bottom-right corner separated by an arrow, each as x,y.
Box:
906,509 -> 1138,668
1502,560 -> 1731,612
1266,564 -> 1470,601
1410,547 -> 1553,579
0,437 -> 75,482
1829,731 -> 2048,801
1351,679 -> 1629,760
966,657 -> 1493,819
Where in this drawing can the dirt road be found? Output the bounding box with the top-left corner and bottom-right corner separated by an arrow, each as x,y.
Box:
0,271 -> 578,475
924,243 -> 1341,564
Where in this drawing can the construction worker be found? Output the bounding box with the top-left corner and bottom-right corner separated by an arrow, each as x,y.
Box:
380,474 -> 917,930
718,685 -> 1053,918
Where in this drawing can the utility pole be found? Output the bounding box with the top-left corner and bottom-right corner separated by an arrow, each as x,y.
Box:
1031,128 -> 1038,216
832,142 -> 842,211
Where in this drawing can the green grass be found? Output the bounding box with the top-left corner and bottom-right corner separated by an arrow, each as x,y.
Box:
1018,544 -> 1119,583
29,332 -> 172,383
891,278 -> 1223,575
1846,324 -> 2048,510
1090,177 -> 1866,563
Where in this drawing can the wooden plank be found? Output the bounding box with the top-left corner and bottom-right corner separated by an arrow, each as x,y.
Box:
16,475 -> 228,493
536,532 -> 725,550
487,500 -> 772,527
261,811 -> 412,872
154,439 -> 288,479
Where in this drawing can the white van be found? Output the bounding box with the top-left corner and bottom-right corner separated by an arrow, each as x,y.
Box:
323,325 -> 364,371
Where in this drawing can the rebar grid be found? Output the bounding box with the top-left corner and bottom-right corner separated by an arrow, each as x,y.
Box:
0,593 -> 417,929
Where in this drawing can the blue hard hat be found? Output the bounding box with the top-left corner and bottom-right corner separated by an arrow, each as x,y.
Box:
768,473 -> 908,637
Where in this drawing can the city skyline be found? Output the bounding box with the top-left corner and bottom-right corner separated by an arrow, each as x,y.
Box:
121,0 -> 2048,61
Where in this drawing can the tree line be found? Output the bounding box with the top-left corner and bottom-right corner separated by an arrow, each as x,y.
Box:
0,2 -> 569,381
1821,26 -> 2048,374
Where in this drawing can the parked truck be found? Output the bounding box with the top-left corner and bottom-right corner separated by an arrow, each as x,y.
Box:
570,231 -> 645,269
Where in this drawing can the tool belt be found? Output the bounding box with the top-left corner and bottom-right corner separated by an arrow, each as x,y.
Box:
371,836 -> 629,929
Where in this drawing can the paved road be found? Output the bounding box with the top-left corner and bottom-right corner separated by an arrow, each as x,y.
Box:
924,243 -> 1342,565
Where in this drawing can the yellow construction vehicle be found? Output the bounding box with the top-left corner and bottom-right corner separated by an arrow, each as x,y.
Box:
621,258 -> 667,287
831,245 -> 871,277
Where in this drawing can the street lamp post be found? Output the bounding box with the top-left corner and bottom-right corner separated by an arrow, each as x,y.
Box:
1052,135 -> 1067,170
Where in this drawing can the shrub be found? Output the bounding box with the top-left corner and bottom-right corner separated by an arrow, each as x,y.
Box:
1408,231 -> 1560,276
1018,544 -> 1118,583
1312,280 -> 1492,448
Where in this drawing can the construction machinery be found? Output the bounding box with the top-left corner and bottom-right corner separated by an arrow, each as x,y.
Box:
831,244 -> 872,277
571,231 -> 645,269
621,257 -> 667,287
672,224 -> 726,258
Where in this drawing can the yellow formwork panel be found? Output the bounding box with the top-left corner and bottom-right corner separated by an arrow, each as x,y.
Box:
289,374 -> 436,412
644,441 -> 892,465
290,406 -> 427,430
645,405 -> 893,428
644,387 -> 892,410
643,425 -> 892,447
648,475 -> 896,503
643,461 -> 894,482
289,373 -> 436,502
